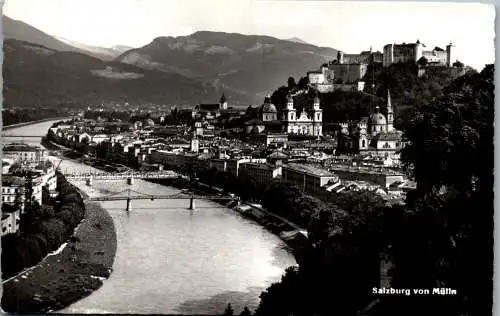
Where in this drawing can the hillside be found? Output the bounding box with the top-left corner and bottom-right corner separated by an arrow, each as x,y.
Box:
3,16 -> 112,60
3,39 -> 222,107
286,37 -> 310,44
55,37 -> 132,61
115,31 -> 339,104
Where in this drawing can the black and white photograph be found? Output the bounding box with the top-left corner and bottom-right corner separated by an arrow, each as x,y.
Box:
0,0 -> 495,315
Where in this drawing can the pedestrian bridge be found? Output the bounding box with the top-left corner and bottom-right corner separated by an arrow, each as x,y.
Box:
64,171 -> 179,184
86,189 -> 239,211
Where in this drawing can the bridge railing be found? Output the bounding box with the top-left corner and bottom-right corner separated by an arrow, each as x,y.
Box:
64,171 -> 178,178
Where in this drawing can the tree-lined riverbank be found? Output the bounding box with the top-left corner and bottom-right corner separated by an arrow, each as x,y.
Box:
2,201 -> 117,313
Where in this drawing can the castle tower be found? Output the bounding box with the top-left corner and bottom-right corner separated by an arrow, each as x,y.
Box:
312,95 -> 323,136
414,39 -> 424,63
386,90 -> 394,132
220,93 -> 228,110
446,41 -> 455,67
383,44 -> 394,68
337,51 -> 345,64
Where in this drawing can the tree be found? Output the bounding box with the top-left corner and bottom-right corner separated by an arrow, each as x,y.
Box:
223,303 -> 234,316
417,56 -> 428,67
287,77 -> 296,89
297,76 -> 309,90
239,306 -> 252,316
390,64 -> 494,315
452,60 -> 464,68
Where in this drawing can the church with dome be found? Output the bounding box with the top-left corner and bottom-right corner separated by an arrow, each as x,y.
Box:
336,90 -> 405,157
243,93 -> 323,137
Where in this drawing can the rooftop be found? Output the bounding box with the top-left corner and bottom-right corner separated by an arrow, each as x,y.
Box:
284,163 -> 335,177
242,162 -> 279,171
4,143 -> 42,152
2,175 -> 26,186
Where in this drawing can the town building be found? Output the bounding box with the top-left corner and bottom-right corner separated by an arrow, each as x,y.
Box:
192,93 -> 228,120
226,158 -> 267,178
3,143 -> 47,163
1,199 -> 22,237
329,165 -> 405,189
2,174 -> 43,206
307,63 -> 367,92
282,163 -> 338,194
239,162 -> 282,187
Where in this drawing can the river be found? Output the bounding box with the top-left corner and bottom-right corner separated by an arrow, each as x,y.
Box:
2,120 -> 297,314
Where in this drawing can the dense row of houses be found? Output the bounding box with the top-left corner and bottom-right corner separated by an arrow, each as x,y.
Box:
2,143 -> 58,236
49,119 -> 415,204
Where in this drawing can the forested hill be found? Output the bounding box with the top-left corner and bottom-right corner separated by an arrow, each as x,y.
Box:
270,63 -> 470,130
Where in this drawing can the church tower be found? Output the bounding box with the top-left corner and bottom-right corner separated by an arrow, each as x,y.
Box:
190,130 -> 199,153
284,93 -> 296,120
312,95 -> 323,136
386,90 -> 394,132
220,93 -> 228,110
283,93 -> 296,134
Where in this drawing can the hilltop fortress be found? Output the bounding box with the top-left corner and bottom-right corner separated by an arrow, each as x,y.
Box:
306,39 -> 459,92
383,40 -> 455,67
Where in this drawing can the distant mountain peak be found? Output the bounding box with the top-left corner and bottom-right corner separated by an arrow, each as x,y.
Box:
286,37 -> 309,44
116,31 -> 339,104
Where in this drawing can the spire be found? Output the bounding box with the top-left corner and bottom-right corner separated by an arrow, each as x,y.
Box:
387,89 -> 394,132
264,93 -> 271,103
286,93 -> 294,110
387,89 -> 392,113
220,93 -> 226,104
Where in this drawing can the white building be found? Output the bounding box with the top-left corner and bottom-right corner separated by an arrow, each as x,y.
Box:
3,143 -> 48,163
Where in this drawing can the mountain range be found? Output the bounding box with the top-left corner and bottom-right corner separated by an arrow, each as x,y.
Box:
3,16 -> 123,61
3,16 -> 339,107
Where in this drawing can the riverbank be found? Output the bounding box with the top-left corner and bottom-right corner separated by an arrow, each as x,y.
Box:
233,203 -> 309,263
1,201 -> 117,313
2,117 -> 71,130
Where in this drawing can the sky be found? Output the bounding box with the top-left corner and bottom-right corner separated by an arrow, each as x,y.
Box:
3,0 -> 495,70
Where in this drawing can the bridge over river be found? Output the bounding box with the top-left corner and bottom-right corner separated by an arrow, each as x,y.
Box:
87,188 -> 239,212
63,170 -> 180,185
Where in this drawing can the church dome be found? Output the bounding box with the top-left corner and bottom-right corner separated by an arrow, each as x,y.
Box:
260,103 -> 277,113
370,107 -> 386,125
260,94 -> 277,113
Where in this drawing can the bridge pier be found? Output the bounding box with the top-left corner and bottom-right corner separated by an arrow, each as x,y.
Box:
189,197 -> 196,210
127,177 -> 135,185
126,198 -> 132,212
86,175 -> 93,186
